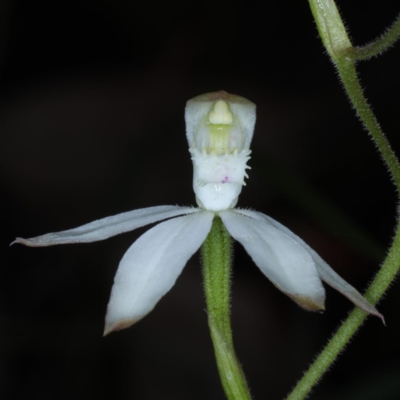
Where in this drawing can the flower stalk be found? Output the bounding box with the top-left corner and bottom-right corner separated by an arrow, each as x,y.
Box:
287,1 -> 400,398
336,61 -> 400,190
202,216 -> 252,400
355,13 -> 400,60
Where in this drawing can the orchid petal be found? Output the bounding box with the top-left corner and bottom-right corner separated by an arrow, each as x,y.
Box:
220,210 -> 325,311
104,210 -> 214,335
12,206 -> 200,247
233,208 -> 383,320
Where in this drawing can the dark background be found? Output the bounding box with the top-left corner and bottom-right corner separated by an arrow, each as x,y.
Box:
3,0 -> 400,399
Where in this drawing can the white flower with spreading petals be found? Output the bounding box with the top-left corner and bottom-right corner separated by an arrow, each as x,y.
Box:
13,91 -> 382,335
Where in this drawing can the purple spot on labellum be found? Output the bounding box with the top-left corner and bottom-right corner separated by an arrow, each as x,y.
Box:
222,176 -> 229,183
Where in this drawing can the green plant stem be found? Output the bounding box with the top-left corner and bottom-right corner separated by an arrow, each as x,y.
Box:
308,0 -> 400,189
355,13 -> 400,60
336,61 -> 400,189
286,1 -> 400,398
201,216 -> 252,400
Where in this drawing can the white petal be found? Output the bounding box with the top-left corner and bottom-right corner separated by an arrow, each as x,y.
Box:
233,208 -> 383,320
219,210 -> 326,310
12,206 -> 200,246
104,210 -> 214,334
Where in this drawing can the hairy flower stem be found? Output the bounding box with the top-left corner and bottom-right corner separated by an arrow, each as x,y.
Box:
287,60 -> 400,398
355,13 -> 400,60
286,1 -> 400,399
202,216 -> 252,400
337,62 -> 400,189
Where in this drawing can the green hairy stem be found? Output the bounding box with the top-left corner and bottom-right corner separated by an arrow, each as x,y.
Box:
201,217 -> 252,400
287,1 -> 400,398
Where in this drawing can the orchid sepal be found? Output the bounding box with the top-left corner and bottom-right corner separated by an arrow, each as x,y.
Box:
11,205 -> 199,247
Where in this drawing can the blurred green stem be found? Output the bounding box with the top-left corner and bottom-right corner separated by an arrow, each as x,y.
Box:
287,1 -> 400,398
202,217 -> 252,400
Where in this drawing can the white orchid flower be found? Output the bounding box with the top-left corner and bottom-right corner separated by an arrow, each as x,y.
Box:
13,91 -> 382,335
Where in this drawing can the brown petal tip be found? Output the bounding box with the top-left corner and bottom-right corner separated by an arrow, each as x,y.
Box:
103,318 -> 140,337
287,293 -> 326,312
